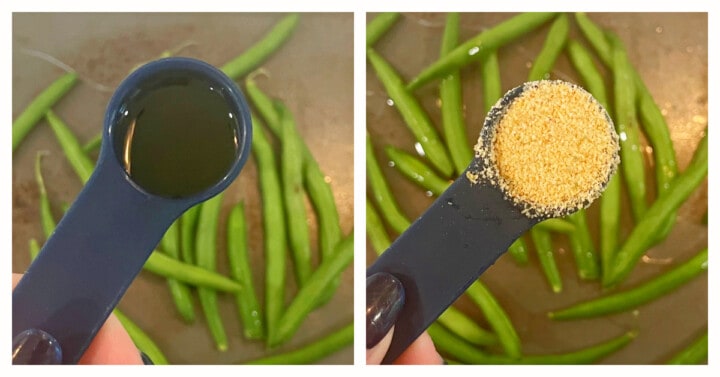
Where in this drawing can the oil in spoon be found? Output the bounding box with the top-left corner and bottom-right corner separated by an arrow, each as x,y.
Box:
113,73 -> 240,198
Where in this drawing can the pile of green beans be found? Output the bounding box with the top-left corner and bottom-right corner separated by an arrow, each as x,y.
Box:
15,13 -> 352,364
366,12 -> 707,365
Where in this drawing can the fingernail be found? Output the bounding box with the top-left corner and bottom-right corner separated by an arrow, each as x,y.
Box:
12,329 -> 62,364
366,272 -> 405,349
140,351 -> 154,365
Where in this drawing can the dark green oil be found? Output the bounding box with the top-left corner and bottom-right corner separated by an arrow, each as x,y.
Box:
113,74 -> 239,198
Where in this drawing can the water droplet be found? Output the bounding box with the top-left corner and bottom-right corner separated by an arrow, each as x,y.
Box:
655,26 -> 663,33
324,176 -> 332,183
468,46 -> 480,56
388,161 -> 395,168
414,142 -> 426,156
619,131 -> 628,141
386,98 -> 395,106
425,191 -> 434,197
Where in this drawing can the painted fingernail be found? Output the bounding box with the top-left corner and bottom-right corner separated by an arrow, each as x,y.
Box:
12,329 -> 62,364
140,351 -> 154,365
366,272 -> 405,349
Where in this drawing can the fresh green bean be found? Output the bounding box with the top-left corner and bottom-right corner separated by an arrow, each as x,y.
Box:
535,218 -> 575,234
227,202 -> 264,340
465,280 -> 521,358
245,76 -> 280,130
607,131 -> 707,286
366,199 -> 391,254
144,251 -> 242,292
667,330 -> 708,364
114,309 -> 169,365
160,220 -> 195,323
195,194 -> 228,351
82,132 -> 103,154
384,146 -> 450,196
507,238 -> 529,265
440,13 -> 473,174
250,115 -> 287,334
550,248 -> 707,320
220,14 -> 300,80
247,324 -> 353,365
28,238 -> 40,261
366,133 -> 411,234
566,212 -> 600,280
437,306 -> 498,347
530,227 -> 562,293
180,204 -> 201,264
609,33 -> 647,222
566,39 -> 620,284
430,323 -> 635,364
12,72 -> 77,152
367,13 -> 401,47
367,48 -> 454,177
574,13 -> 611,64
268,232 -> 354,347
479,51 -> 502,114
527,14 -> 569,81
407,13 -> 556,91
46,110 -> 95,183
278,103 -> 312,287
34,152 -> 56,239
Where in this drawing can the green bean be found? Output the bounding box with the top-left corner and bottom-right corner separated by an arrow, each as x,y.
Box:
550,248 -> 707,320
246,82 -> 343,293
250,115 -> 287,335
406,13 -> 556,91
566,40 -> 609,109
227,202 -> 264,340
430,323 -> 635,364
465,280 -> 521,358
574,13 -> 611,64
566,212 -> 600,280
507,238 -> 529,265
278,103 -> 312,287
366,133 -> 411,234
247,324 -> 353,365
535,218 -> 575,234
367,48 -> 454,177
159,220 -> 195,323
114,309 -> 169,365
28,238 -> 40,261
144,251 -> 242,292
527,14 -> 569,81
439,13 -> 473,174
268,232 -> 354,347
366,199 -> 392,254
12,72 -> 77,152
384,146 -> 451,196
437,306 -> 498,347
46,110 -> 95,183
667,331 -> 708,364
530,227 -> 562,293
179,204 -> 201,264
566,39 -> 620,284
606,130 -> 707,286
367,13 -> 401,47
479,51 -> 502,114
609,33 -> 647,222
195,194 -> 228,351
34,152 -> 56,239
220,14 -> 300,80
82,132 -> 103,154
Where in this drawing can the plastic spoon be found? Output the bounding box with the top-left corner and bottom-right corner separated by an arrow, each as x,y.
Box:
12,57 -> 252,364
367,80 -> 619,364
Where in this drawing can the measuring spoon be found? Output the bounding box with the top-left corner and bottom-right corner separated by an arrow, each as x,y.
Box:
12,57 -> 252,364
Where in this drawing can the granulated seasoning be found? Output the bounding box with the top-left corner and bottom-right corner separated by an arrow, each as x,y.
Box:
471,80 -> 620,218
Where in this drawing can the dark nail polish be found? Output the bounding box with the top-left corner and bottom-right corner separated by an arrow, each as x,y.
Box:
366,272 -> 405,349
140,351 -> 154,365
12,329 -> 63,365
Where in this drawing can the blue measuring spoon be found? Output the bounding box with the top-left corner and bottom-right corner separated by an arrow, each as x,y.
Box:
12,57 -> 252,364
